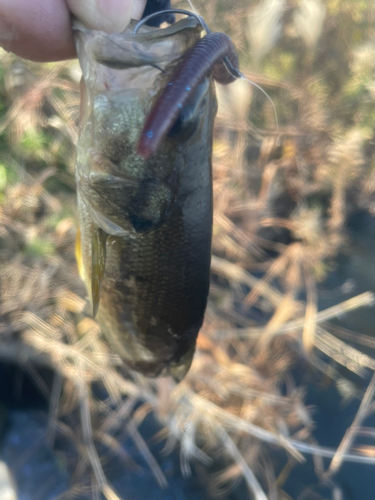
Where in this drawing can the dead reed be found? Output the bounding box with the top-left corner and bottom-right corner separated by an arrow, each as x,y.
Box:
1,0 -> 375,498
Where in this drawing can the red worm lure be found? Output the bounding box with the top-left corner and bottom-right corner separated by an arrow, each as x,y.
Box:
134,9 -> 241,159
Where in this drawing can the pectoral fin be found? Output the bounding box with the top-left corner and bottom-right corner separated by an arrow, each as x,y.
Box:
78,173 -> 137,233
91,227 -> 107,318
79,172 -> 173,235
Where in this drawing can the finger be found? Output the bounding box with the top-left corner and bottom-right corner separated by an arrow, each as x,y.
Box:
0,0 -> 148,62
0,0 -> 75,62
66,0 -> 147,33
132,0 -> 148,21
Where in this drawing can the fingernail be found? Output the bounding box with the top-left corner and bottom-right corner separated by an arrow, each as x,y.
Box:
67,0 -> 134,33
96,0 -> 134,32
132,0 -> 148,21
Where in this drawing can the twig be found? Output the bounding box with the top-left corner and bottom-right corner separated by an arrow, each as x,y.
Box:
186,391 -> 375,464
47,372 -> 64,445
211,255 -> 285,308
327,372 -> 375,475
218,427 -> 268,500
125,420 -> 168,488
224,291 -> 375,339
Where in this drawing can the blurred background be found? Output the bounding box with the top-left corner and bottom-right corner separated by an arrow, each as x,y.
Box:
1,0 -> 375,498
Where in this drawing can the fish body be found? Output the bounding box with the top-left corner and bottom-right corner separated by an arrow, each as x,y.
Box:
74,18 -> 217,380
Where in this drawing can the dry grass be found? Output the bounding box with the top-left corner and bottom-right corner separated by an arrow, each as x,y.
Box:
1,0 -> 375,499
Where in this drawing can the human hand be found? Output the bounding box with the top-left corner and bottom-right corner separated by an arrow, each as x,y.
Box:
0,0 -> 147,62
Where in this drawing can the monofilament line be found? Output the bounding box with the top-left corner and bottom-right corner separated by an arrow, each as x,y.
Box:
186,0 -> 200,17
241,74 -> 280,143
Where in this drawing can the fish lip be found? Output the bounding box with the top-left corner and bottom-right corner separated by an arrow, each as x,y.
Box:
73,17 -> 203,68
72,16 -> 201,41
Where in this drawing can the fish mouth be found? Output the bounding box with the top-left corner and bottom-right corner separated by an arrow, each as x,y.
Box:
73,16 -> 203,70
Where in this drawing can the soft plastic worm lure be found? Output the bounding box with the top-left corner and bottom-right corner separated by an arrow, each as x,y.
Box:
134,9 -> 241,159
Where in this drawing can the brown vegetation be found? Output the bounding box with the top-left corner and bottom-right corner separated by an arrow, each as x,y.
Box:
1,0 -> 375,498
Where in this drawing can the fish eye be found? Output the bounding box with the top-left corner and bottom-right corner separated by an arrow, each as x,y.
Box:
167,78 -> 210,140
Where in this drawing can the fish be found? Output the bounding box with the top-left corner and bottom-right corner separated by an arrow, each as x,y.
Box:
73,14 -> 239,381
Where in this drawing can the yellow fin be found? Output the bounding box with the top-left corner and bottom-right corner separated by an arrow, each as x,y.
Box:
91,227 -> 107,318
75,224 -> 85,280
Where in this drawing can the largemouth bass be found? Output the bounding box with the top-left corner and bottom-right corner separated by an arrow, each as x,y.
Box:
74,17 -> 217,381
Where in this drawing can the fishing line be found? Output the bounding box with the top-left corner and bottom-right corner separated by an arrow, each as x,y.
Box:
186,0 -> 200,17
241,75 -> 280,141
134,8 -> 280,140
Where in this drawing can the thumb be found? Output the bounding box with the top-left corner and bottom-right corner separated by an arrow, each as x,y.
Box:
66,0 -> 147,33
